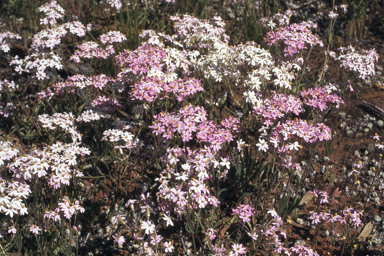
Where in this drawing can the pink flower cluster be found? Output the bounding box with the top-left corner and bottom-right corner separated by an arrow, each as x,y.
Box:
310,207 -> 363,227
91,96 -> 121,112
115,42 -> 167,77
231,204 -> 255,223
253,92 -> 304,127
301,85 -> 344,111
264,21 -> 323,57
289,244 -> 319,256
310,189 -> 329,204
0,32 -> 21,53
150,105 -> 240,151
272,119 -> 332,145
130,77 -> 203,102
70,42 -> 114,63
57,198 -> 85,219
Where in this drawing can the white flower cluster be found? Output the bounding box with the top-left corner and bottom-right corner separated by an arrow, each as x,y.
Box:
0,141 -> 19,167
10,52 -> 63,80
0,102 -> 16,117
31,21 -> 86,51
76,109 -> 111,123
0,32 -> 21,53
99,31 -> 127,45
0,141 -> 29,217
104,0 -> 124,10
0,79 -> 16,91
102,128 -> 141,152
0,178 -> 30,217
333,46 -> 379,80
38,0 -> 65,26
38,112 -> 81,142
8,142 -> 89,189
237,42 -> 274,90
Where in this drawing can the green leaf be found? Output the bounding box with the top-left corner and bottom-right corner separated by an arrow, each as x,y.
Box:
23,131 -> 36,139
185,223 -> 195,234
77,103 -> 86,116
32,105 -> 40,116
237,192 -> 253,205
218,188 -> 228,197
278,192 -> 290,216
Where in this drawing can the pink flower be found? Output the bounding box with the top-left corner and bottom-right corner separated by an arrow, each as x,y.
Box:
232,204 -> 255,223
30,225 -> 42,234
206,228 -> 217,241
8,226 -> 16,234
231,243 -> 247,255
112,234 -> 125,245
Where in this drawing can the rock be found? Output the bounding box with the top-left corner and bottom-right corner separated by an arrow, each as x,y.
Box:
290,220 -> 310,230
357,222 -> 373,242
65,61 -> 92,76
354,133 -> 363,139
346,130 -> 354,137
226,8 -> 235,20
299,191 -> 314,206
367,143 -> 375,154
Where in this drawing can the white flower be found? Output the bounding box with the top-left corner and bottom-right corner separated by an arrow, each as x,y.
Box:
256,139 -> 269,152
141,220 -> 155,234
267,209 -> 278,218
220,158 -> 230,169
267,20 -> 276,29
288,141 -> 301,151
164,241 -> 174,253
163,214 -> 174,227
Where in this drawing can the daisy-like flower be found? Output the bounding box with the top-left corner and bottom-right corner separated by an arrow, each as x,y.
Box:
288,141 -> 301,151
237,139 -> 245,152
256,138 -> 269,152
164,241 -> 174,253
231,243 -> 247,255
8,226 -> 16,234
112,234 -> 125,245
206,228 -> 217,241
141,220 -> 156,234
328,11 -> 339,19
371,133 -> 381,141
163,214 -> 174,227
247,231 -> 259,240
30,225 -> 42,234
